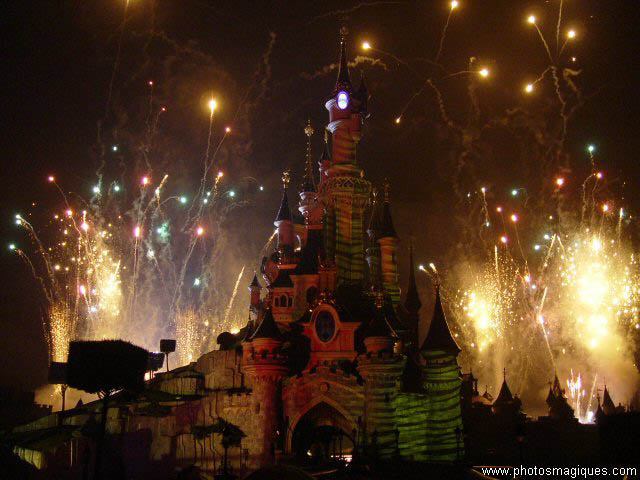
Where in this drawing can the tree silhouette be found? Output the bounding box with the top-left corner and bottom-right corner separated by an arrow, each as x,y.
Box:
66,340 -> 148,479
193,418 -> 246,478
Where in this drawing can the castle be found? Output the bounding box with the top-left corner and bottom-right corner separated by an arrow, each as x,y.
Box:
8,36 -> 467,477
231,33 -> 465,467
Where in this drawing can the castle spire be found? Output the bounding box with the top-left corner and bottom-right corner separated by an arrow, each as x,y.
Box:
249,271 -> 262,308
334,27 -> 352,95
250,271 -> 261,288
545,381 -> 556,407
378,179 -> 400,305
275,171 -> 292,223
602,384 -> 616,415
274,170 -> 294,259
494,370 -> 514,406
301,118 -> 316,193
420,284 -> 461,354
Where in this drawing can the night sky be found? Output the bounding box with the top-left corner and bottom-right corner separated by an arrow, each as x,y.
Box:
1,0 -> 639,396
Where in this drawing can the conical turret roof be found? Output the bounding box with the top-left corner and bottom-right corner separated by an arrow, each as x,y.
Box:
552,374 -> 564,397
494,370 -> 514,406
420,285 -> 461,354
251,309 -> 282,341
380,200 -> 397,238
546,385 -> 556,406
250,272 -> 261,289
602,385 -> 615,414
334,36 -> 352,95
275,189 -> 291,223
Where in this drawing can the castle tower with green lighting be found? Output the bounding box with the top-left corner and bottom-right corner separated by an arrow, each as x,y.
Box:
318,30 -> 371,286
420,284 -> 465,461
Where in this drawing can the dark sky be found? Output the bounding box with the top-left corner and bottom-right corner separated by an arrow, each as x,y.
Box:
1,0 -> 639,393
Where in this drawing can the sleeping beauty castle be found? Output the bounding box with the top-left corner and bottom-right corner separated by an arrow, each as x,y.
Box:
233,32 -> 466,466
7,35 -> 470,478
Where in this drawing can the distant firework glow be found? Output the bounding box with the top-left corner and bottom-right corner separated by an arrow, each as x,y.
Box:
6,0 -> 639,419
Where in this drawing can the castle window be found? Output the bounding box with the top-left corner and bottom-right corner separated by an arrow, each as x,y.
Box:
280,295 -> 287,307
315,310 -> 336,343
288,296 -> 293,307
274,297 -> 279,307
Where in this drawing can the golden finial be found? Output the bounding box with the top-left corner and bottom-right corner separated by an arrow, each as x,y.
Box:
371,187 -> 378,204
324,129 -> 329,144
282,170 -> 290,190
383,178 -> 390,202
304,117 -> 314,138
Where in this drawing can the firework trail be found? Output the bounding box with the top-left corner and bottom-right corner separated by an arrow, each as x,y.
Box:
176,308 -> 201,365
435,4 -> 456,65
223,266 -> 245,327
306,1 -> 403,23
48,301 -> 77,363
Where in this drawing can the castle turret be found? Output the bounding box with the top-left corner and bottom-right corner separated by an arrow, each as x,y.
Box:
357,291 -> 405,457
242,309 -> 288,467
318,31 -> 371,286
545,382 -> 556,408
420,284 -> 464,462
249,272 -> 262,307
492,369 -> 522,416
404,242 -> 422,352
274,172 -> 294,262
378,181 -> 401,306
240,316 -> 255,362
270,269 -> 295,324
299,119 -> 324,234
548,374 -> 574,421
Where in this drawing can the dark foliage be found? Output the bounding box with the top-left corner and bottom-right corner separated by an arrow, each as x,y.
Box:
160,339 -> 177,354
66,340 -> 148,395
147,352 -> 166,372
217,332 -> 237,351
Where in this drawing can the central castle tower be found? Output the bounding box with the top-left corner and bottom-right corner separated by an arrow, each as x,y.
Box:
317,33 -> 371,286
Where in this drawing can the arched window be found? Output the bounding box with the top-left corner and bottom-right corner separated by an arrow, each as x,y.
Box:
288,296 -> 293,307
280,295 -> 287,307
274,297 -> 279,307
